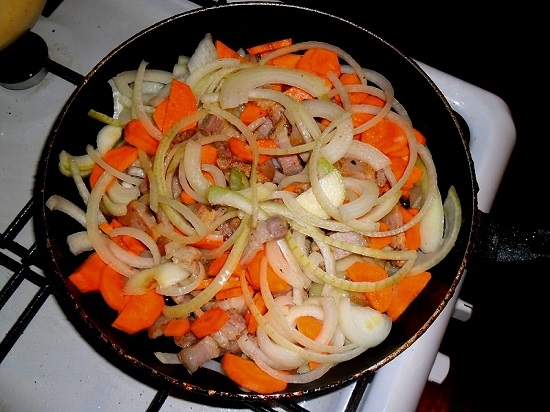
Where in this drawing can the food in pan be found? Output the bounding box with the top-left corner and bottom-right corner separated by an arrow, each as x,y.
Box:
46,33 -> 461,394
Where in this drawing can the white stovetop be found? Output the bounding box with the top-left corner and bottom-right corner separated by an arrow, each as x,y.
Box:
0,1 -> 515,411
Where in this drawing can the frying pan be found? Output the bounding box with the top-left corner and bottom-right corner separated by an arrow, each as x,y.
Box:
34,2 -> 484,402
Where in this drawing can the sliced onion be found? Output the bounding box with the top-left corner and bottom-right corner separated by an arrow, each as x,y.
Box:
157,263 -> 206,296
106,180 -> 140,205
85,172 -> 135,277
162,217 -> 252,318
85,145 -> 143,187
67,231 -> 93,255
124,261 -> 196,295
344,140 -> 391,172
411,185 -> 462,274
219,66 -> 330,109
265,240 -> 307,289
130,61 -> 163,140
157,195 -> 206,237
58,150 -> 94,177
107,241 -> 155,269
96,124 -> 122,155
183,140 -> 212,203
320,115 -> 354,164
256,325 -> 306,370
186,32 -> 218,73
249,88 -> 321,142
66,154 -> 90,204
46,195 -> 87,227
286,229 -> 417,292
109,226 -> 161,266
339,177 -> 379,220
338,297 -> 391,347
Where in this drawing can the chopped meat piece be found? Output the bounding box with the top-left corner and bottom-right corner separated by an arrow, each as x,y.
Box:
257,99 -> 285,125
178,335 -> 221,374
265,215 -> 289,239
198,113 -> 224,135
272,118 -> 304,176
174,331 -> 198,349
256,158 -> 276,182
117,199 -> 157,231
241,215 -> 288,263
210,311 -> 246,352
193,203 -> 220,226
329,231 -> 367,260
217,216 -> 241,238
164,243 -> 203,267
172,129 -> 195,145
336,158 -> 376,182
253,117 -> 274,138
148,315 -> 171,339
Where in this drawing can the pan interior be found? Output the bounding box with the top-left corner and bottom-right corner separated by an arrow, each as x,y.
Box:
34,3 -> 476,400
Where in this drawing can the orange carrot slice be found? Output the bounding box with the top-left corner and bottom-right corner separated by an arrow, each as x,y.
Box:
227,137 -> 278,164
221,353 -> 288,394
152,98 -> 169,130
367,221 -> 394,250
179,190 -> 196,205
215,40 -> 247,61
267,53 -> 301,68
123,118 -> 159,155
296,48 -> 341,86
89,145 -> 138,188
102,218 -> 148,255
245,247 -> 291,293
296,316 -> 323,340
245,292 -> 267,334
386,271 -> 432,321
189,233 -> 224,250
112,288 -> 165,334
206,252 -> 230,277
163,317 -> 191,337
401,206 -> 421,251
190,306 -> 230,338
283,86 -> 314,101
201,144 -> 219,165
68,252 -> 106,293
155,79 -> 197,133
345,261 -> 393,313
240,102 -> 268,125
99,265 -> 130,311
247,38 -> 293,56
339,73 -> 386,106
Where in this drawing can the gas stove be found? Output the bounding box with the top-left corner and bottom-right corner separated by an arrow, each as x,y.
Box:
0,1 -> 515,411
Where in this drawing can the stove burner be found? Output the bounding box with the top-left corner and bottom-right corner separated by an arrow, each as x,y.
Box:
0,31 -> 48,90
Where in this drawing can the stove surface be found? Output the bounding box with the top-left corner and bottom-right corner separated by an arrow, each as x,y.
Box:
0,1 -> 515,411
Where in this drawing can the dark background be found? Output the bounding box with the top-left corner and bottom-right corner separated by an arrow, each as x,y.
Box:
287,3 -> 543,411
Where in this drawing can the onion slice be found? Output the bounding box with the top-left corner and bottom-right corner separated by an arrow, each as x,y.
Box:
219,66 -> 330,109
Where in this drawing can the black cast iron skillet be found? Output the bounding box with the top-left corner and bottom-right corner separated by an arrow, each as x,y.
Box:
33,1 -> 504,403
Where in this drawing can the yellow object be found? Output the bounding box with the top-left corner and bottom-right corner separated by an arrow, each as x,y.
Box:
0,0 -> 46,51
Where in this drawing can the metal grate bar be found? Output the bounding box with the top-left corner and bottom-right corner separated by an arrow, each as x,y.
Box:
273,398 -> 313,412
0,198 -> 34,250
0,252 -> 44,309
0,283 -> 52,363
145,387 -> 171,412
345,374 -> 373,411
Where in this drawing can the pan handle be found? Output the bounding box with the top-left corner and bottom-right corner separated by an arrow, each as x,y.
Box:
472,211 -> 550,263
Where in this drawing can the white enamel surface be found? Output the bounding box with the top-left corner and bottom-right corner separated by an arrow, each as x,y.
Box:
0,1 -> 515,411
